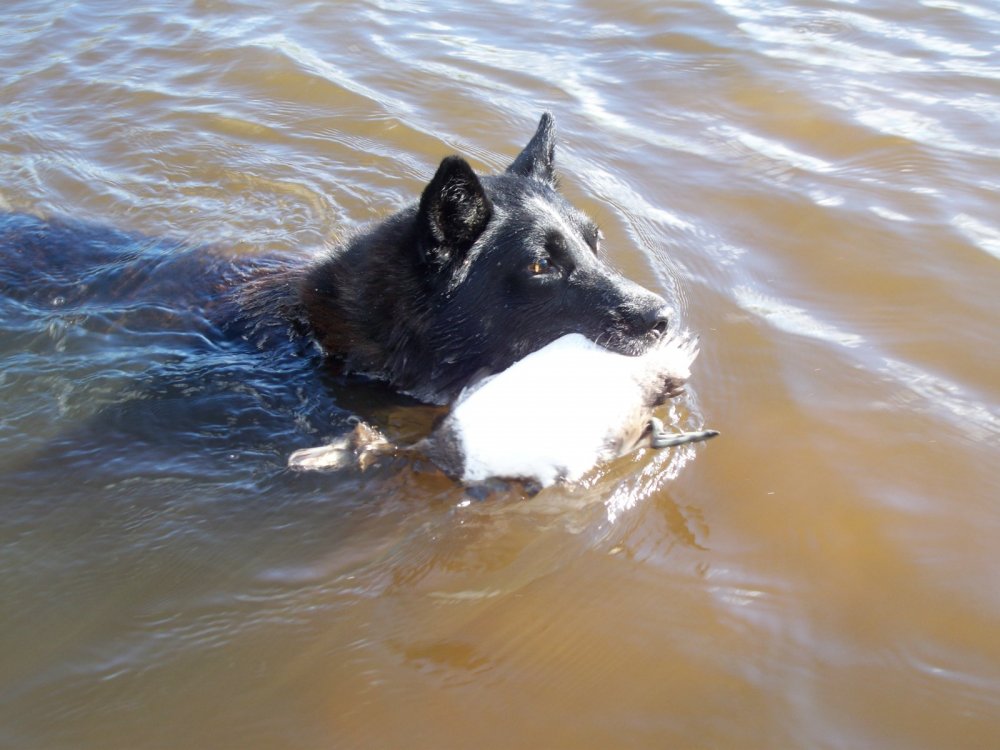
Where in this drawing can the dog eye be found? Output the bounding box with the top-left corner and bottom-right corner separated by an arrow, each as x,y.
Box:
529,258 -> 552,274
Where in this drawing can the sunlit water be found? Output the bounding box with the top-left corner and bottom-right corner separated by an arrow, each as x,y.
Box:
1,1 -> 998,748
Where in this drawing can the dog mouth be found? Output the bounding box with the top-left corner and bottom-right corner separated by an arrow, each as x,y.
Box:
592,297 -> 675,356
593,326 -> 666,357
506,318 -> 671,372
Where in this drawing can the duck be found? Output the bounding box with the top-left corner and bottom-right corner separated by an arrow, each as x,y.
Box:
289,331 -> 717,487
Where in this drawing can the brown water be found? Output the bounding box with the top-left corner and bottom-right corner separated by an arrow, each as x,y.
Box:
2,1 -> 999,748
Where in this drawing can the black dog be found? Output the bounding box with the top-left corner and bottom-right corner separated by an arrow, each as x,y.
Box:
0,114 -> 669,404
2,114 -> 672,407
1,114 -> 707,485
290,113 -> 672,404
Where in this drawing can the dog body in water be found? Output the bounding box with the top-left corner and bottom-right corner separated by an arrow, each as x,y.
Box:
0,114 -> 714,485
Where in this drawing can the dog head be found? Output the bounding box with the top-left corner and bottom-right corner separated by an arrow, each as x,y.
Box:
412,113 -> 673,396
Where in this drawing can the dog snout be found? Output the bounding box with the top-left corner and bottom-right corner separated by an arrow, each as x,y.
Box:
620,300 -> 671,337
646,305 -> 671,336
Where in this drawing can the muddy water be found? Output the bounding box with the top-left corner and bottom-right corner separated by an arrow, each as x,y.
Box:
1,1 -> 999,748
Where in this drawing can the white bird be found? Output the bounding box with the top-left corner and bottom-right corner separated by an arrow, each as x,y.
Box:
289,332 -> 718,487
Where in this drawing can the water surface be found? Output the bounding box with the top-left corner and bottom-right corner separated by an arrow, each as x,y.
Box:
1,1 -> 999,748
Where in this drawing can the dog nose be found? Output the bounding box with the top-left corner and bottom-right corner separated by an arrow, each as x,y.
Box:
646,305 -> 671,336
614,289 -> 673,338
649,305 -> 673,336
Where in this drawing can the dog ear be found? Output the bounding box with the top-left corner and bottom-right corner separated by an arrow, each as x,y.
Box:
417,155 -> 493,269
507,112 -> 556,186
